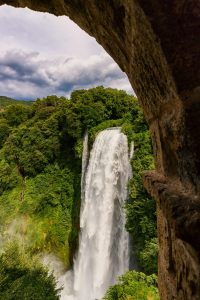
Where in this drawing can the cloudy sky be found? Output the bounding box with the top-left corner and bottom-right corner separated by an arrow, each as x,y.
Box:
0,5 -> 133,100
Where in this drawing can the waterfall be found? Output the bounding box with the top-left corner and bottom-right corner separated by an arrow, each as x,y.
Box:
60,128 -> 131,300
129,141 -> 134,160
81,131 -> 89,203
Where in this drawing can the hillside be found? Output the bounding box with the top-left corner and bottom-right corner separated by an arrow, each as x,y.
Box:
0,96 -> 33,108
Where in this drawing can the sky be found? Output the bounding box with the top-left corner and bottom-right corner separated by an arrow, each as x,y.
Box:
0,5 -> 133,100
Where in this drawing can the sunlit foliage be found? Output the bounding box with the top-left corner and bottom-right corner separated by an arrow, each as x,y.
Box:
103,271 -> 159,300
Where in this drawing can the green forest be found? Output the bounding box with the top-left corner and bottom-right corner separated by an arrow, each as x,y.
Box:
0,87 -> 158,299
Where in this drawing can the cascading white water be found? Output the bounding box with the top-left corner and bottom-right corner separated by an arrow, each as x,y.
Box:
81,130 -> 89,203
60,128 -> 131,300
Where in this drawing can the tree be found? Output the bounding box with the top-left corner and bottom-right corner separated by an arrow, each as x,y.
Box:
0,243 -> 60,300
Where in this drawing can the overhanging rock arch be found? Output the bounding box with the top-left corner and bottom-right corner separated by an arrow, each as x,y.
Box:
0,1 -> 200,299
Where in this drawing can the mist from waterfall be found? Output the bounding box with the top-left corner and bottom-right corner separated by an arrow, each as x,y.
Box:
59,128 -> 131,300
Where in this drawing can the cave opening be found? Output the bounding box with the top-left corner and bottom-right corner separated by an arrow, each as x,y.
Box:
0,1 -> 200,299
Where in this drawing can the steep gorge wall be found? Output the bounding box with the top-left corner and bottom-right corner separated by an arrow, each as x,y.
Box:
0,1 -> 200,299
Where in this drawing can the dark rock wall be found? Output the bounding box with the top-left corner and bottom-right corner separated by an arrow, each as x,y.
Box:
144,171 -> 200,299
0,1 -> 200,298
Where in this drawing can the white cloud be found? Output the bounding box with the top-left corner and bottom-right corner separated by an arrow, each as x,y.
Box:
0,5 -> 102,58
0,5 -> 133,99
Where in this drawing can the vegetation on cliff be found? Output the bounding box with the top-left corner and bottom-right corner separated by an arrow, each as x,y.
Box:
0,87 -> 157,298
122,106 -> 158,274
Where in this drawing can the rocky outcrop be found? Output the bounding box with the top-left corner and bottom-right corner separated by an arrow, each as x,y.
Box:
0,1 -> 200,298
144,171 -> 200,299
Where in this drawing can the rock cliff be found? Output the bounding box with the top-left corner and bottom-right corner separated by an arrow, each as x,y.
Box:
0,1 -> 200,298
